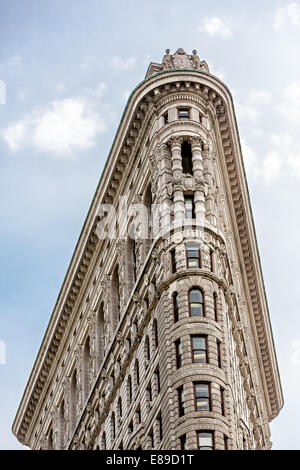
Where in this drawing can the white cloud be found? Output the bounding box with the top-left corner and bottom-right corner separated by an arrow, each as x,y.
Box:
111,56 -> 137,71
236,89 -> 272,123
1,96 -> 106,156
82,82 -> 106,100
274,3 -> 300,30
80,54 -> 96,71
292,340 -> 300,365
277,81 -> 300,125
0,55 -> 22,71
241,139 -> 282,184
8,55 -> 21,67
262,151 -> 282,184
198,16 -> 232,37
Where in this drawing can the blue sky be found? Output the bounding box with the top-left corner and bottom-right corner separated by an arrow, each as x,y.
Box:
0,0 -> 300,450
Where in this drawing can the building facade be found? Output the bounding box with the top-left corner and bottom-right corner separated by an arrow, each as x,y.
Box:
13,48 -> 283,450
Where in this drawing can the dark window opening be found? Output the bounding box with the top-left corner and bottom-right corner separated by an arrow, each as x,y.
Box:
181,141 -> 193,175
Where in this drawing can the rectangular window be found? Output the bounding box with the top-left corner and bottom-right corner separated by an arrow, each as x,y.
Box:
197,431 -> 214,450
180,434 -> 186,450
186,243 -> 201,268
191,336 -> 207,363
136,406 -> 141,424
220,387 -> 225,416
210,249 -> 214,273
177,385 -> 185,417
224,435 -> 228,450
163,112 -> 169,124
155,367 -> 160,394
184,195 -> 195,219
194,382 -> 210,411
181,141 -> 193,175
175,339 -> 183,368
146,384 -> 152,403
170,248 -> 176,273
178,108 -> 190,120
157,413 -> 163,441
173,292 -> 180,322
217,340 -> 222,368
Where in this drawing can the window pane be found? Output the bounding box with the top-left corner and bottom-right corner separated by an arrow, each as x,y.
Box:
188,258 -> 200,268
190,289 -> 203,303
179,109 -> 189,119
198,432 -> 213,449
196,398 -> 210,411
193,337 -> 206,350
190,303 -> 203,316
196,383 -> 209,397
187,245 -> 199,257
194,350 -> 206,362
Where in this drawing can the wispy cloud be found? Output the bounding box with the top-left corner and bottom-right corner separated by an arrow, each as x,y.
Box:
236,89 -> 272,123
110,56 -> 137,72
274,3 -> 300,30
198,16 -> 232,37
292,340 -> 300,365
277,80 -> 300,125
0,55 -> 22,71
241,138 -> 282,185
1,94 -> 106,157
80,54 -> 96,71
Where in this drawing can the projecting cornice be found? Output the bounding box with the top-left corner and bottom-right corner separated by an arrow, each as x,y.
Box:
13,68 -> 283,445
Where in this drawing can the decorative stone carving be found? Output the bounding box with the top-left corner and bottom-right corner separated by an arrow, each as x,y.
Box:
162,49 -> 174,70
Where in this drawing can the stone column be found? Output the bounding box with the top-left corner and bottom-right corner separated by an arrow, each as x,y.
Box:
191,138 -> 206,235
170,138 -> 185,229
159,143 -> 173,238
202,144 -> 217,226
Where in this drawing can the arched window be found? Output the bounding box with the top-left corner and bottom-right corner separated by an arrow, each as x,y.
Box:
96,302 -> 105,368
173,292 -> 180,322
189,288 -> 204,317
83,336 -> 91,401
111,264 -> 120,330
213,292 -> 218,321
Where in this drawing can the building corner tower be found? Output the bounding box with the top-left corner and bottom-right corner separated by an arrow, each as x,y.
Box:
13,48 -> 283,450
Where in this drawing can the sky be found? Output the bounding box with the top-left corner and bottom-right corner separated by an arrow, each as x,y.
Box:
0,0 -> 300,450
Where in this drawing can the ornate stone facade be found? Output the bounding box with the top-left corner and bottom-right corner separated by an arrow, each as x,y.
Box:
13,49 -> 283,450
